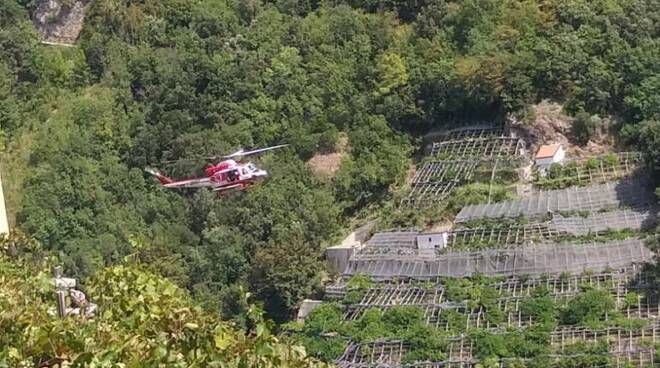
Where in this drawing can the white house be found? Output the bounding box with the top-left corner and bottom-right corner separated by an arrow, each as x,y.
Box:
534,143 -> 566,169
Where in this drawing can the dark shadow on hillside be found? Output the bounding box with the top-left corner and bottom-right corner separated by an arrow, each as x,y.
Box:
614,175 -> 656,209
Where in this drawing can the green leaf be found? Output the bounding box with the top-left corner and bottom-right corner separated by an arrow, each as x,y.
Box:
214,331 -> 233,350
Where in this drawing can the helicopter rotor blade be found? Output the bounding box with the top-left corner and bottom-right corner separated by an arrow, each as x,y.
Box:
224,149 -> 245,159
155,144 -> 288,164
158,156 -> 219,165
223,144 -> 289,159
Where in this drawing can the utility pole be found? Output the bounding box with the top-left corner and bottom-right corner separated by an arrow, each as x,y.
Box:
53,266 -> 67,318
0,170 -> 8,234
52,266 -> 76,319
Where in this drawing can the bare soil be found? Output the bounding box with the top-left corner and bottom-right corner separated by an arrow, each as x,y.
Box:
307,134 -> 348,177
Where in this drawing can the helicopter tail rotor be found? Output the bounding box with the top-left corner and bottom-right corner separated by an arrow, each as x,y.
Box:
144,167 -> 174,185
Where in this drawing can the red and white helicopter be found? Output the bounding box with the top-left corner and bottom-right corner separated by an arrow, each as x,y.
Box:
145,144 -> 288,193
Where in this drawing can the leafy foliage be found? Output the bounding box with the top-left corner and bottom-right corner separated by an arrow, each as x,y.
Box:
560,288 -> 616,327
0,234 -> 327,367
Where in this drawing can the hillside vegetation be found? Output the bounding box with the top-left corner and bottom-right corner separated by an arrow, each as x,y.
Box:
0,0 -> 659,341
0,232 -> 328,367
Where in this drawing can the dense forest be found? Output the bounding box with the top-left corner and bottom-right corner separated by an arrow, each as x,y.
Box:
0,0 -> 659,359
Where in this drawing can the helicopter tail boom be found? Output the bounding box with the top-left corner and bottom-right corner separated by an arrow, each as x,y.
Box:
144,167 -> 174,185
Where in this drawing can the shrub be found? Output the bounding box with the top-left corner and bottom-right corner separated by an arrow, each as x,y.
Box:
572,111 -> 598,145
623,292 -> 641,309
470,330 -> 508,359
561,289 -> 615,326
520,287 -> 556,324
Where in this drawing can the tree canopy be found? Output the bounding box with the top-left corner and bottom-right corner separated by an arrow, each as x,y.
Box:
1,0 -> 659,328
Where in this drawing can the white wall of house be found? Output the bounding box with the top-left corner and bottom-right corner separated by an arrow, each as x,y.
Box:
416,232 -> 448,249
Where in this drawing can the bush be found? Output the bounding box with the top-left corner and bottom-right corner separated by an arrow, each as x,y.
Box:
554,340 -> 610,367
346,275 -> 372,290
520,287 -> 556,324
401,324 -> 448,363
623,292 -> 641,309
561,288 -> 615,326
470,331 -> 508,359
349,308 -> 386,342
572,111 -> 598,145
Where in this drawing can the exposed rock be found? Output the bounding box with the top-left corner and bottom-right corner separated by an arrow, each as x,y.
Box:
69,288 -> 86,307
510,100 -> 572,153
33,0 -> 91,45
510,100 -> 614,158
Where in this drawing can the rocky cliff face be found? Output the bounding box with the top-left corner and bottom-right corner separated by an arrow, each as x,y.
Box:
32,0 -> 91,45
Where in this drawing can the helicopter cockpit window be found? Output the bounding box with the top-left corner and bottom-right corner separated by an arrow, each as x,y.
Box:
241,168 -> 249,175
247,163 -> 257,172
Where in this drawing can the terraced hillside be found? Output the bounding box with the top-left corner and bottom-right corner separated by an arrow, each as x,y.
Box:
402,125 -> 526,208
293,125 -> 659,368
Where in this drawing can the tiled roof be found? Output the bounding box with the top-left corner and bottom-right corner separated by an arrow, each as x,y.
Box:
535,144 -> 561,159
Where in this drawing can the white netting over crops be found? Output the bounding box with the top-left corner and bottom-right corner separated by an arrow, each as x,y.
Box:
455,179 -> 655,223
548,209 -> 657,235
344,238 -> 652,280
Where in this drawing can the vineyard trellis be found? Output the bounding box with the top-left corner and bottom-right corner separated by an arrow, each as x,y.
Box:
335,311 -> 660,367
329,266 -> 650,301
430,137 -> 525,158
321,126 -> 657,368
339,268 -> 656,322
449,209 -> 656,249
549,209 -> 656,235
330,264 -> 660,367
426,124 -> 505,146
336,339 -> 472,368
365,228 -> 419,248
403,126 -> 526,208
534,152 -> 644,189
335,339 -> 659,368
351,209 -> 655,262
411,161 -> 481,184
448,223 -> 557,248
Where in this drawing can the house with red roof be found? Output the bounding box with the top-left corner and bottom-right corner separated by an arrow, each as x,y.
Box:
535,143 -> 566,169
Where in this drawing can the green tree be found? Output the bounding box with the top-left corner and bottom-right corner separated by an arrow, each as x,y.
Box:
571,110 -> 598,145
250,237 -> 324,322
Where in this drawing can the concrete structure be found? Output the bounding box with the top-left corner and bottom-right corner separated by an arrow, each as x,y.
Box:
296,299 -> 323,322
0,171 -> 8,235
416,232 -> 448,250
325,221 -> 375,273
535,143 -> 565,169
325,243 -> 355,274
